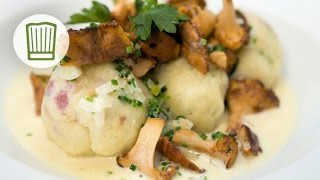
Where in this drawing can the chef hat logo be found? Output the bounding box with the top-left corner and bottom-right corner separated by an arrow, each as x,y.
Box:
13,14 -> 69,68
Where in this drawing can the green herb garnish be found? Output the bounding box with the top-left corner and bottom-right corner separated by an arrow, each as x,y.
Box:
200,133 -> 208,140
26,133 -> 33,137
148,98 -> 161,118
128,78 -> 137,88
115,60 -> 131,78
89,22 -> 98,28
111,79 -> 118,86
181,143 -> 189,148
118,95 -> 133,104
208,44 -> 225,53
68,1 -> 111,24
106,171 -> 113,175
86,94 -> 97,102
150,85 -> 161,96
130,164 -> 137,171
165,130 -> 175,141
176,126 -> 181,131
131,2 -> 189,40
60,56 -> 70,66
126,46 -> 133,54
200,38 -> 207,46
211,131 -> 226,140
175,115 -> 185,120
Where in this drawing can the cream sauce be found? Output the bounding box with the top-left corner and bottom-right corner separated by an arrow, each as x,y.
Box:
5,70 -> 297,180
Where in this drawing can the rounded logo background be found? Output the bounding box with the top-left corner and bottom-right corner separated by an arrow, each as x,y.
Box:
13,14 -> 69,68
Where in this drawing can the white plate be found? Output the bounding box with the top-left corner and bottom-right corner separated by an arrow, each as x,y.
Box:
1,0 -> 320,179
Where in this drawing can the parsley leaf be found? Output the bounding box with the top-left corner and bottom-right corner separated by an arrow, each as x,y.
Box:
68,1 -> 111,24
131,4 -> 189,40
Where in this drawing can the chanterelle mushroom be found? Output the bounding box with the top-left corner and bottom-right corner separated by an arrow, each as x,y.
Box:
180,22 -> 209,74
66,21 -> 132,66
157,137 -> 205,173
226,79 -> 280,131
117,118 -> 176,180
238,125 -> 262,157
172,130 -> 238,168
215,0 -> 249,51
30,73 -> 50,116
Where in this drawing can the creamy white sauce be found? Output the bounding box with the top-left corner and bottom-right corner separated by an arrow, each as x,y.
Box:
5,70 -> 297,180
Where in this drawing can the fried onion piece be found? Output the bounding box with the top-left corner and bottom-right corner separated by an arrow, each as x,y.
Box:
215,0 -> 249,51
172,130 -> 238,168
30,73 -> 50,116
157,137 -> 205,173
180,22 -> 209,74
226,79 -> 280,131
66,21 -> 132,66
238,125 -> 262,157
140,32 -> 181,63
117,118 -> 176,180
131,58 -> 157,78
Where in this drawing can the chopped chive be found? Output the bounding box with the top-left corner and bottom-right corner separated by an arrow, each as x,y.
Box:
208,44 -> 225,53
200,133 -> 208,140
165,130 -> 175,141
128,78 -> 137,88
126,46 -> 133,54
150,85 -> 161,96
252,37 -> 258,44
175,115 -> 185,120
106,171 -> 113,175
176,126 -> 181,131
115,64 -> 124,72
130,164 -> 137,171
181,143 -> 189,148
134,48 -> 142,57
86,94 -> 96,102
161,162 -> 169,166
60,56 -> 70,66
111,79 -> 118,85
118,95 -> 132,104
212,131 -> 226,140
89,22 -> 98,28
200,38 -> 207,46
132,99 -> 143,107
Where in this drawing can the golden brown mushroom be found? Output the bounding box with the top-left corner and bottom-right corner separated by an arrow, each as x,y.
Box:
157,137 -> 205,173
30,73 -> 50,116
209,51 -> 228,70
140,31 -> 181,63
191,9 -> 217,38
226,79 -> 280,131
112,0 -> 136,32
168,0 -> 206,9
180,22 -> 209,74
66,21 -> 132,66
172,130 -> 238,168
131,58 -> 157,78
117,118 -> 176,180
215,0 -> 249,51
238,125 -> 262,157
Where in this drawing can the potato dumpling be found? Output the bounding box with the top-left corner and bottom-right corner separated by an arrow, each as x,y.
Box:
155,58 -> 228,133
41,62 -> 149,156
233,13 -> 283,88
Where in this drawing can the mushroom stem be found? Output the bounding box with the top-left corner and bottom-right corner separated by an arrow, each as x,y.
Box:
157,137 -> 205,173
172,130 -> 238,168
215,0 -> 248,50
117,118 -> 176,180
